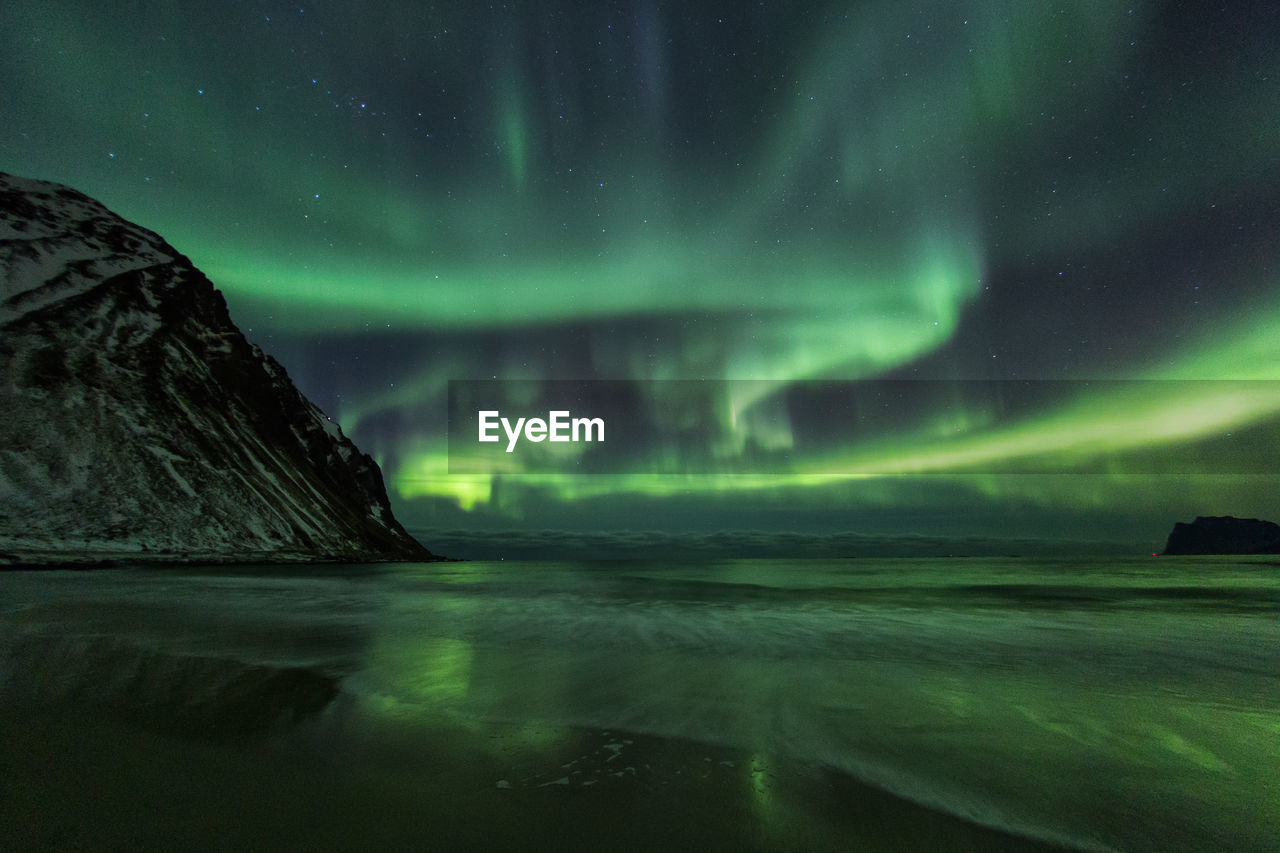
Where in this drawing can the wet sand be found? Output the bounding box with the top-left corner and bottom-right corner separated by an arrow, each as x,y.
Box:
2,707 -> 1071,852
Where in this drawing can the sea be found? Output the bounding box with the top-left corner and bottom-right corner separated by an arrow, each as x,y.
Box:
2,556 -> 1277,851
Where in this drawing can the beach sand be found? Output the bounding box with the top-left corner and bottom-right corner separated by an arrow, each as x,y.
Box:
2,706 -> 1068,852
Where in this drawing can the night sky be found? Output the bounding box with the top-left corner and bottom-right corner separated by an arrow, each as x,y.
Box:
4,1 -> 1279,555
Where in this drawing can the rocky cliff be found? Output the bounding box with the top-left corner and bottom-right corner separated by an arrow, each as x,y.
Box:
0,173 -> 435,564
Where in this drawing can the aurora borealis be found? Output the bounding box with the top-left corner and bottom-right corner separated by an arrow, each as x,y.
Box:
4,0 -> 1279,555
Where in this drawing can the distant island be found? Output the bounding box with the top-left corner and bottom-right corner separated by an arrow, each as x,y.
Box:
1161,516 -> 1280,555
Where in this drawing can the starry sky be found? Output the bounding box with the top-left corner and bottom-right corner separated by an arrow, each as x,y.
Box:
4,0 -> 1279,556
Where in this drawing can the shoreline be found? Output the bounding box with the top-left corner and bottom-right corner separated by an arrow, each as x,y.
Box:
0,550 -> 454,570
2,707 -> 1077,852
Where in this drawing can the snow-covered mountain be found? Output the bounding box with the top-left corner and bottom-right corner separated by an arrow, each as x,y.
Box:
0,173 -> 435,564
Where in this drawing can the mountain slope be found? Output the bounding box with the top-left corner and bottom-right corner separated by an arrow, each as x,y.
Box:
0,173 -> 435,564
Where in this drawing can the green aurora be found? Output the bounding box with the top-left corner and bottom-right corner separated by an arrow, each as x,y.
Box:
3,0 -> 1278,554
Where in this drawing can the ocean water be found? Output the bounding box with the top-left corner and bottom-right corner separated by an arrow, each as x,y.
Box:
2,557 -> 1278,851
